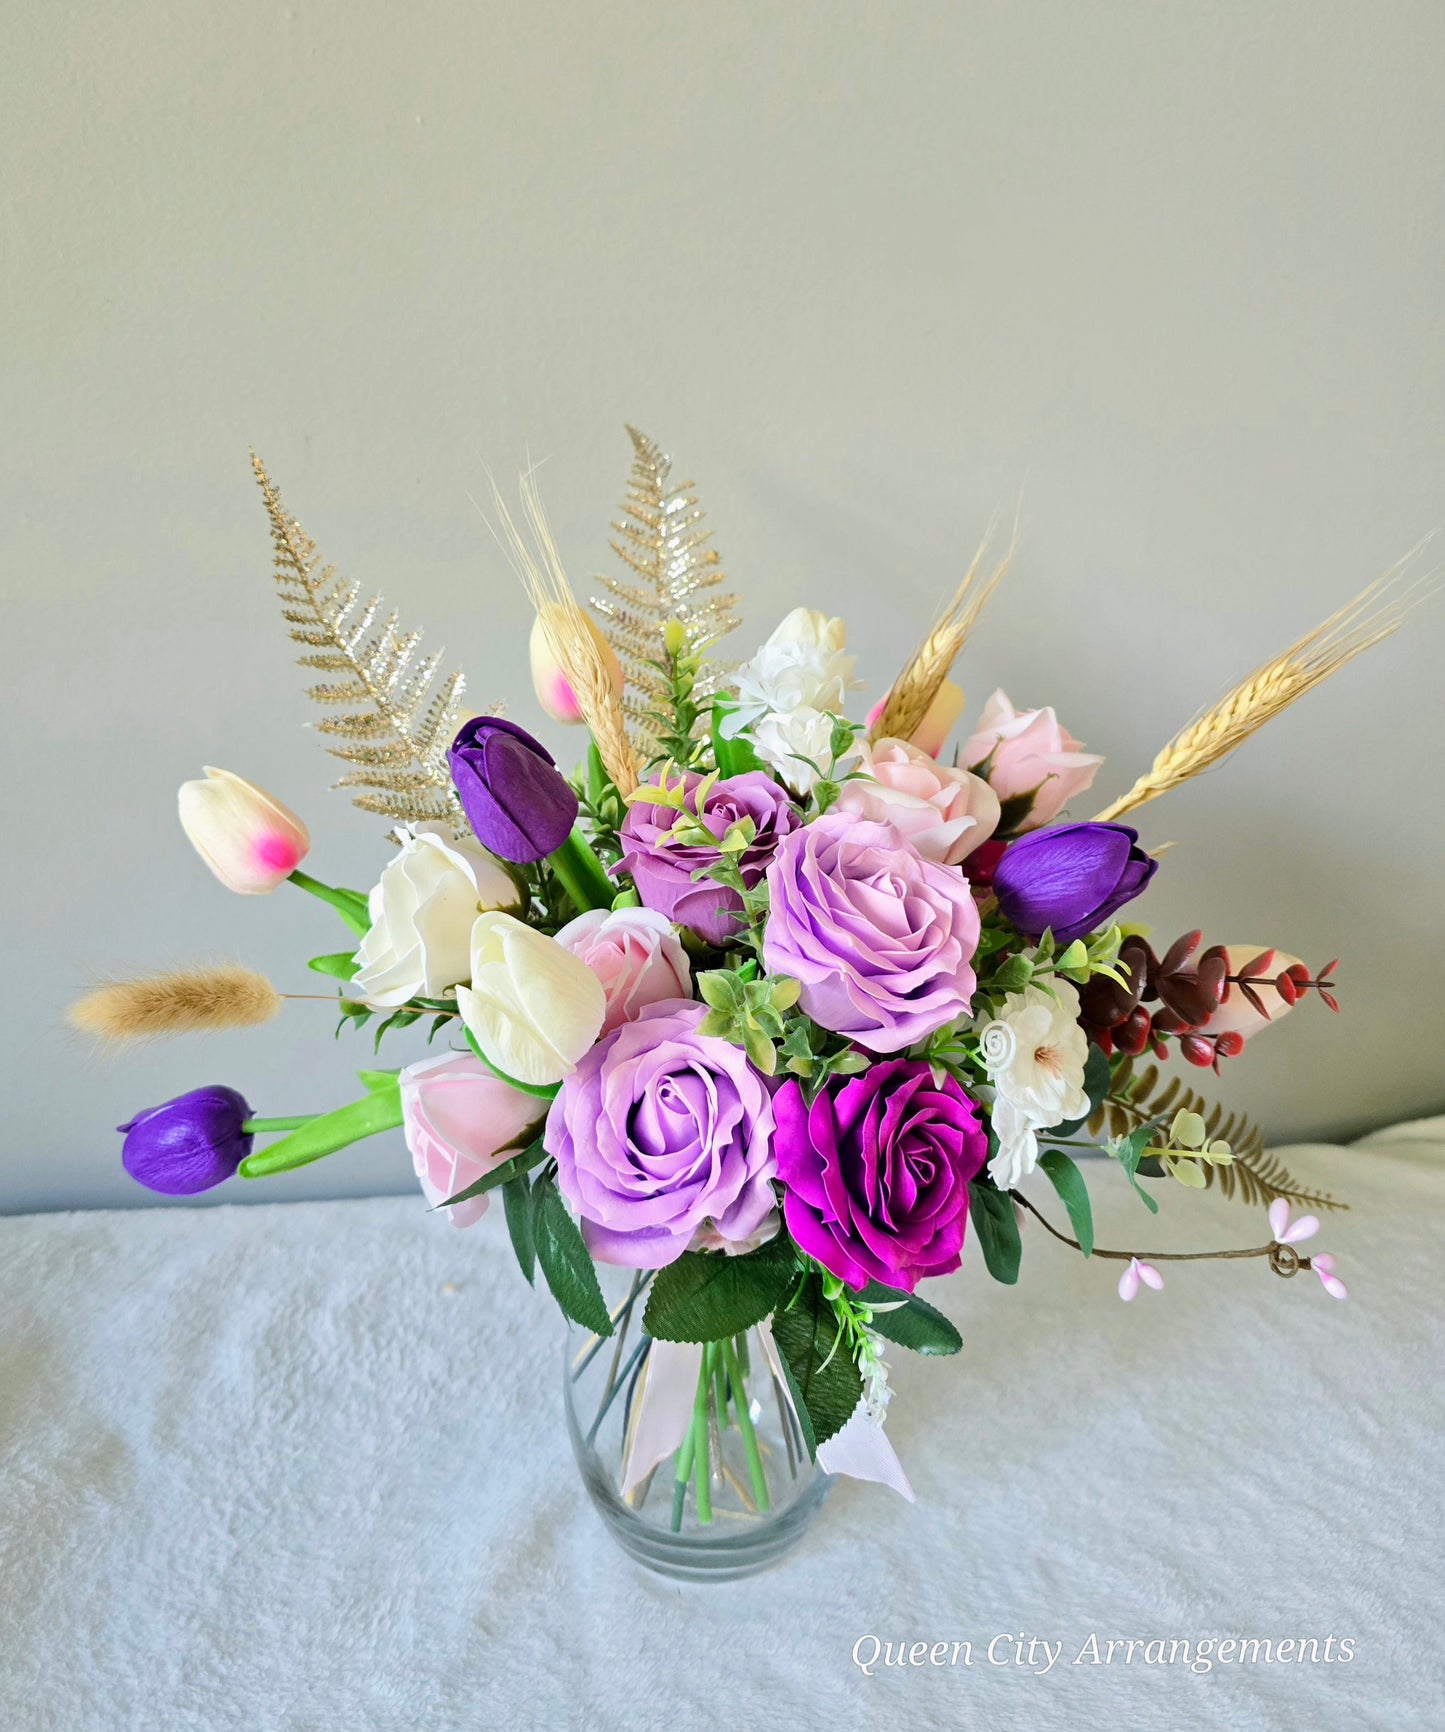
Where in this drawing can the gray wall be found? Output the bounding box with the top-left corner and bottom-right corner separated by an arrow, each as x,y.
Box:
3,1 -> 1441,1213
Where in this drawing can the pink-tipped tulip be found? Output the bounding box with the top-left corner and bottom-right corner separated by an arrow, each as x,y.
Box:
178,766 -> 310,894
865,678 -> 966,759
529,607 -> 624,725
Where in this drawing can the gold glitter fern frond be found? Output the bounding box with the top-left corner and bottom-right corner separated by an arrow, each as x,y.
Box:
251,453 -> 470,828
590,426 -> 740,757
1093,552 -> 1430,823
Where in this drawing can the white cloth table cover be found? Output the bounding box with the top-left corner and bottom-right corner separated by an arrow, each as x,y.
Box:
1,1119 -> 1441,1731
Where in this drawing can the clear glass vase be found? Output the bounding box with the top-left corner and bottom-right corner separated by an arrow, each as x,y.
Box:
563,1269 -> 830,1581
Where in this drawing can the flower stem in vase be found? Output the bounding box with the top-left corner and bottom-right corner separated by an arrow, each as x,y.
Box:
725,1335 -> 770,1513
693,1345 -> 714,1525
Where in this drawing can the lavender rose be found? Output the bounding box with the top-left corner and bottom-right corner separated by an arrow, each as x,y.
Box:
762,814 -> 981,1052
773,1061 -> 987,1292
546,1000 -> 777,1268
616,771 -> 799,946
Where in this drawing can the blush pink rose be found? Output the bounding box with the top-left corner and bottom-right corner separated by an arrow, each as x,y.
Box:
960,689 -> 1104,830
834,736 -> 1001,865
554,906 -> 691,1035
1197,946 -> 1304,1041
400,1052 -> 544,1228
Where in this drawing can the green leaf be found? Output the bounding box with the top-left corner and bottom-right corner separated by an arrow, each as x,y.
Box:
532,1174 -> 612,1336
770,1275 -> 863,1449
991,953 -> 1034,992
238,1078 -> 403,1179
1037,1149 -> 1095,1257
1111,1121 -> 1162,1214
501,1172 -> 536,1286
287,870 -> 372,937
696,969 -> 744,1011
462,1026 -> 562,1100
710,699 -> 766,779
436,1135 -> 547,1209
857,1282 -> 963,1355
1050,1042 -> 1112,1138
969,1181 -> 1022,1284
643,1236 -> 798,1343
356,1068 -> 400,1094
308,950 -> 362,981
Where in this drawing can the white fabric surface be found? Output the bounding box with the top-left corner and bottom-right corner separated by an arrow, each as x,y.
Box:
1,1119 -> 1441,1732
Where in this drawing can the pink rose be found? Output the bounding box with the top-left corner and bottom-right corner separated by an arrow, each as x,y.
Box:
834,737 -> 1001,865
1198,946 -> 1304,1041
865,678 -> 965,758
960,689 -> 1104,830
400,1052 -> 544,1228
554,906 -> 691,1036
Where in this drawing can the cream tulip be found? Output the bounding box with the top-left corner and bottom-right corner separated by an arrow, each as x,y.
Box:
529,605 -> 624,725
456,912 -> 607,1087
177,766 -> 310,894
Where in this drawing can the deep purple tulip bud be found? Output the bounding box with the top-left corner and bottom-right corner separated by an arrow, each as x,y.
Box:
118,1085 -> 254,1195
448,716 -> 579,864
992,821 -> 1157,947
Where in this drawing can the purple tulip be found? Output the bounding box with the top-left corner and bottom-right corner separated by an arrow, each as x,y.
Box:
118,1085 -> 254,1195
448,716 -> 579,863
773,1061 -> 987,1292
616,771 -> 800,946
992,821 -> 1157,946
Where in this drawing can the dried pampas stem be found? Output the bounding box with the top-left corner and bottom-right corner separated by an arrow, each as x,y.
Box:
870,522 -> 1015,743
1093,552 -> 1432,823
69,965 -> 283,1045
489,471 -> 640,796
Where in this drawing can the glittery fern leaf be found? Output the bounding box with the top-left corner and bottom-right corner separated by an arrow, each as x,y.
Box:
251,453 -> 469,828
590,426 -> 740,756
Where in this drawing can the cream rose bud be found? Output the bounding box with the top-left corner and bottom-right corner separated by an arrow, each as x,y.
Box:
456,912 -> 607,1087
834,737 -> 1001,865
960,689 -> 1104,830
554,906 -> 691,1036
767,606 -> 848,655
177,766 -> 310,894
1198,946 -> 1304,1041
529,604 -> 624,726
351,823 -> 519,1009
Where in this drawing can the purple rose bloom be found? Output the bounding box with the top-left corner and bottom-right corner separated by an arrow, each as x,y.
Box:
546,1000 -> 777,1268
762,813 -> 981,1053
773,1061 -> 987,1292
448,716 -> 578,863
616,771 -> 799,946
119,1085 -> 253,1196
992,821 -> 1157,947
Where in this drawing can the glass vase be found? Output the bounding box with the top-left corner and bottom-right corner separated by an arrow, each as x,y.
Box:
563,1269 -> 830,1581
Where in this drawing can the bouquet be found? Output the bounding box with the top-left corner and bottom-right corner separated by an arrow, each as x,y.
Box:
73,429 -> 1414,1540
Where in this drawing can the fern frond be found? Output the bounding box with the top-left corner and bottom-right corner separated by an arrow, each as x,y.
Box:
1089,1055 -> 1344,1213
590,426 -> 740,757
250,453 -> 470,829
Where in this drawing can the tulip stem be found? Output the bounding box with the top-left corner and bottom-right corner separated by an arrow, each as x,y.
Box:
241,1115 -> 318,1133
238,1082 -> 403,1177
547,828 -> 616,914
287,870 -> 371,938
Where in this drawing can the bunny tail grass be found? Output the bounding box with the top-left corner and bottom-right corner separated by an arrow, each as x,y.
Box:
68,965 -> 283,1044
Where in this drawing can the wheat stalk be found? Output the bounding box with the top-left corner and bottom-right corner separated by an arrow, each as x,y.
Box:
489,472 -> 640,796
869,524 -> 1014,743
1094,553 -> 1430,822
69,965 -> 282,1044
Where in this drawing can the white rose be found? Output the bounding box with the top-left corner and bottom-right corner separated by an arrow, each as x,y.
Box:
834,737 -> 1001,865
352,824 -> 519,1009
456,912 -> 607,1087
979,980 -> 1091,1187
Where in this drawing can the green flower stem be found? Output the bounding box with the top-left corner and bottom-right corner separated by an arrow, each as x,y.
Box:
693,1344 -> 714,1525
240,1116 -> 318,1134
670,1380 -> 700,1533
724,1335 -> 770,1513
287,870 -> 371,937
712,1344 -> 729,1429
238,1082 -> 402,1178
547,828 -> 616,914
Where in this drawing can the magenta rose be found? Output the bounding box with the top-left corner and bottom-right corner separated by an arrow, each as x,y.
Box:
773,1061 -> 987,1291
546,1000 -> 777,1268
616,771 -> 799,946
762,813 -> 981,1052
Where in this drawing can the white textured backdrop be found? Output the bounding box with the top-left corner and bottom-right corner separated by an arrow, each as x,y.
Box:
2,1 -> 1442,1210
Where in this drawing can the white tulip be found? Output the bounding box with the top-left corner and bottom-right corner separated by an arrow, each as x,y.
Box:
177,766 -> 310,894
456,912 -> 607,1087
352,824 -> 519,1009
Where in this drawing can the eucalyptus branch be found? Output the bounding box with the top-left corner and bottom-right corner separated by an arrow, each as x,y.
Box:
1009,1189 -> 1316,1277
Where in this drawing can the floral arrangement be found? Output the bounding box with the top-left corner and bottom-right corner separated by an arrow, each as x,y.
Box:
73,430 -> 1413,1518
